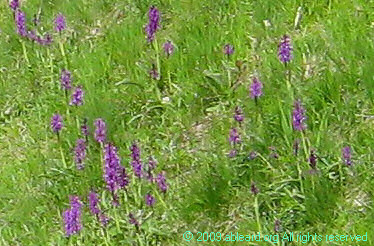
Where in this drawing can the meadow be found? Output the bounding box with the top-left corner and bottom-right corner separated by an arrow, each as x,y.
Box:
0,0 -> 374,245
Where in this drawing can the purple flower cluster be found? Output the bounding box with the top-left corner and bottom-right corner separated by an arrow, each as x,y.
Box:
278,35 -> 293,63
292,99 -> 307,131
51,114 -> 63,133
54,13 -> 66,32
81,118 -> 89,137
94,118 -> 106,143
13,8 -> 53,45
61,69 -> 72,90
342,146 -> 352,166
233,106 -> 244,123
149,67 -> 159,80
117,165 -> 130,189
156,172 -> 168,193
15,10 -> 27,37
28,31 -> 53,45
250,77 -> 263,99
228,149 -> 237,158
145,193 -> 156,207
163,41 -> 174,57
145,156 -> 157,182
130,143 -> 143,178
103,143 -> 121,192
63,196 -> 82,237
9,0 -> 19,11
99,213 -> 110,226
70,86 -> 84,106
229,128 -> 241,145
88,191 -> 110,226
88,191 -> 100,215
223,44 -> 234,57
74,139 -> 86,170
145,6 -> 160,42
309,150 -> 317,169
103,143 -> 130,197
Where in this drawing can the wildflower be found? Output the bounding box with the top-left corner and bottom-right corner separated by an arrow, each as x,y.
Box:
145,6 -> 160,42
145,193 -> 156,207
228,149 -> 237,158
103,143 -> 121,192
229,128 -> 241,145
41,33 -> 53,45
129,213 -> 139,227
94,118 -> 106,143
292,99 -> 307,131
248,151 -> 257,160
9,0 -> 19,11
15,10 -> 27,37
250,182 -> 259,195
88,191 -> 100,215
249,77 -> 263,99
309,149 -> 317,169
63,196 -> 82,237
117,165 -> 130,189
27,30 -> 37,41
223,44 -> 234,57
70,86 -> 84,106
74,139 -> 86,170
145,157 -> 157,182
35,35 -> 43,45
163,40 -> 174,57
81,118 -> 89,137
156,172 -> 168,193
130,142 -> 143,178
342,146 -> 352,166
278,35 -> 293,63
61,69 -> 72,90
149,67 -> 159,80
233,106 -> 244,123
99,213 -> 110,227
54,13 -> 66,32
51,114 -> 63,133
148,156 -> 157,171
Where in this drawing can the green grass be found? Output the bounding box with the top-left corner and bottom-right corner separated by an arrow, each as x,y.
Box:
1,0 -> 374,245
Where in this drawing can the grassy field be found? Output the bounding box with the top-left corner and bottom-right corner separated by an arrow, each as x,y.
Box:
1,0 -> 374,245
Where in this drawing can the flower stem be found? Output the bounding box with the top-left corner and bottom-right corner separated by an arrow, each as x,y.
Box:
154,38 -> 160,76
47,48 -> 54,88
296,160 -> 304,194
228,67 -> 231,88
285,63 -> 293,101
114,209 -> 121,233
338,162 -> 343,187
168,70 -> 172,92
254,196 -> 262,234
301,131 -> 308,161
153,39 -> 162,101
59,41 -> 68,68
21,41 -> 30,66
155,190 -> 167,209
100,227 -> 110,246
59,144 -> 67,169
